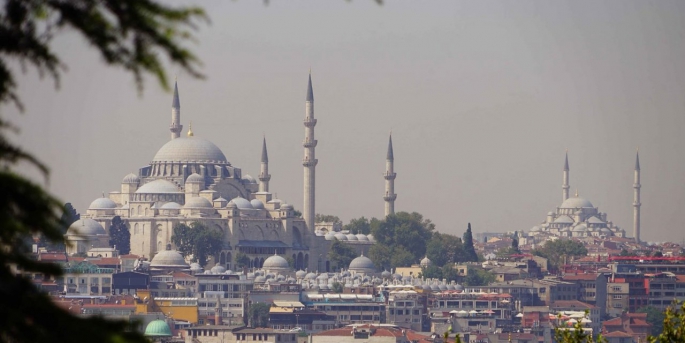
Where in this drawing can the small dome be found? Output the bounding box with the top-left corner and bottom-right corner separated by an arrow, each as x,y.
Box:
160,202 -> 182,209
250,199 -> 265,209
231,197 -> 253,210
325,232 -> 336,240
89,197 -> 117,209
305,272 -> 317,280
346,234 -> 358,241
349,255 -> 375,273
530,226 -> 541,232
367,234 -> 375,242
263,254 -> 289,270
381,270 -> 391,278
455,284 -> 464,291
243,174 -> 257,184
67,218 -> 106,236
295,270 -> 307,278
136,179 -> 181,194
547,211 -> 554,216
226,200 -> 237,209
335,233 -> 348,241
281,203 -> 293,210
186,173 -> 204,183
210,264 -> 226,274
183,197 -> 213,208
561,197 -> 594,209
122,173 -> 140,184
420,256 -> 432,267
150,246 -> 188,269
144,320 -> 172,337
572,224 -> 588,232
356,234 -> 369,241
254,275 -> 266,283
190,263 -> 202,272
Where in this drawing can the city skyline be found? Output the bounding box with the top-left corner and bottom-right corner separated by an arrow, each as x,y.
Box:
7,1 -> 685,242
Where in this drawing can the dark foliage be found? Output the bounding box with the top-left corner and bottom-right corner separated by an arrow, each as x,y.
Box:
108,216 -> 130,255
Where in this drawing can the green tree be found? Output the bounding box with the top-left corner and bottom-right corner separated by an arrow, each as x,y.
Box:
344,217 -> 372,235
40,202 -> 80,251
390,246 -> 415,268
637,306 -> 665,337
648,301 -> 685,343
368,244 -> 392,270
463,223 -> 478,262
247,302 -> 271,328
328,240 -> 358,270
371,212 -> 435,264
171,222 -> 223,267
420,264 -> 443,280
441,264 -> 459,282
235,252 -> 250,268
108,216 -> 130,255
315,213 -> 341,223
463,268 -> 495,286
285,255 -> 295,268
553,311 -> 606,343
0,0 -> 205,341
331,281 -> 343,293
532,239 -> 588,272
426,233 -> 465,266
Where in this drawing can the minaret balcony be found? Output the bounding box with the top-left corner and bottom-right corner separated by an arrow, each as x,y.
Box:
259,174 -> 271,182
633,184 -> 641,188
303,139 -> 318,148
302,158 -> 318,167
384,194 -> 397,201
304,119 -> 317,127
383,172 -> 396,180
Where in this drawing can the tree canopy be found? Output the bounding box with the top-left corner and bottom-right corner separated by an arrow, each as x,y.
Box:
532,239 -> 588,272
108,216 -> 130,255
328,240 -> 358,270
368,212 -> 435,268
344,216 -> 379,235
315,213 -> 341,223
171,222 -> 223,267
462,223 -> 479,262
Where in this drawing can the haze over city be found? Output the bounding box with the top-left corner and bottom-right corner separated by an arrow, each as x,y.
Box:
7,0 -> 685,242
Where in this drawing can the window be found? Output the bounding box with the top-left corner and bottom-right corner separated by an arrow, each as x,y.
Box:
613,295 -> 623,299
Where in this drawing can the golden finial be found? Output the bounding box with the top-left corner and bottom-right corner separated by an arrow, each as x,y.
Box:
187,121 -> 194,137
575,189 -> 579,197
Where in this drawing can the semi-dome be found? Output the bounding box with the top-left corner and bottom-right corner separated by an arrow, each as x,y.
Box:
243,174 -> 257,184
349,255 -> 375,273
160,202 -> 182,209
150,247 -> 188,269
561,197 -> 594,209
553,215 -> 574,224
136,179 -> 181,194
122,173 -> 140,184
144,320 -> 172,337
89,197 -> 117,209
231,197 -> 253,210
152,137 -> 228,163
572,224 -> 588,232
183,196 -> 213,208
66,218 -> 106,236
186,173 -> 204,183
263,254 -> 289,270
250,199 -> 265,209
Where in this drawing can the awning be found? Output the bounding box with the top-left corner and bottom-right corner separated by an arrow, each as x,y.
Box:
273,301 -> 304,308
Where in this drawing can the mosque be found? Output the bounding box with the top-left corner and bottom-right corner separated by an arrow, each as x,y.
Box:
527,152 -> 642,242
66,74 -> 401,272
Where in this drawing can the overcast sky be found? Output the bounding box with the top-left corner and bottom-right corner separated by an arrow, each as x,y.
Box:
6,1 -> 685,243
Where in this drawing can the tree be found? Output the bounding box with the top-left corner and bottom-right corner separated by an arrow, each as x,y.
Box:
315,213 -> 341,223
390,246 -> 415,268
532,239 -> 588,272
0,0 -> 206,341
247,302 -> 271,328
441,264 -> 459,282
108,216 -> 130,255
637,306 -> 665,336
426,233 -> 465,267
331,281 -> 343,293
171,222 -> 223,267
40,202 -> 80,251
371,212 -> 435,264
328,240 -> 358,270
368,244 -> 392,271
511,232 -> 520,253
344,217 -> 373,235
171,222 -> 195,257
463,268 -> 495,286
235,252 -> 250,268
648,301 -> 685,343
553,311 -> 606,343
463,223 -> 478,262
420,265 -> 443,280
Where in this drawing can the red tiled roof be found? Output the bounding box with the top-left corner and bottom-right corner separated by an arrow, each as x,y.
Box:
88,258 -> 120,265
83,304 -> 135,309
172,271 -> 194,278
603,331 -> 633,338
551,300 -> 596,309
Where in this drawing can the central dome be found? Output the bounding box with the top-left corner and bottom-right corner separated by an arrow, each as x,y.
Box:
561,197 -> 594,209
153,137 -> 228,163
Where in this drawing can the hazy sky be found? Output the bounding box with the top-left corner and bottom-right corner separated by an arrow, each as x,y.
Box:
6,1 -> 685,243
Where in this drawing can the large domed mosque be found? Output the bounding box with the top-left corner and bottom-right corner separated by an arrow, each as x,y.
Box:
526,151 -> 642,243
70,75 -> 377,272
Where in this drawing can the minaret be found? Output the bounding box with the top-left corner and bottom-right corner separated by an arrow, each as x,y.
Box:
383,134 -> 397,217
303,73 -> 318,232
562,150 -> 570,201
633,150 -> 641,243
259,136 -> 271,193
170,81 -> 183,140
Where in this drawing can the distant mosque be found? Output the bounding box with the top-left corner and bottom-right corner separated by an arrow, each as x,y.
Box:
528,151 -> 642,242
66,74 -> 399,271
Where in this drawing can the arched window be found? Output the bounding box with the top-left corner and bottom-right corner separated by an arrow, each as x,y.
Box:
134,223 -> 139,235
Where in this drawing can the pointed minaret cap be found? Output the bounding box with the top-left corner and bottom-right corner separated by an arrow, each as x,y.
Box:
635,149 -> 640,171
564,149 -> 569,171
261,136 -> 269,163
187,121 -> 193,137
172,81 -> 180,108
387,134 -> 394,161
306,72 -> 314,102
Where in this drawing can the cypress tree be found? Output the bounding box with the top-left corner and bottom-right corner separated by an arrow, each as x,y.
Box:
463,223 -> 478,262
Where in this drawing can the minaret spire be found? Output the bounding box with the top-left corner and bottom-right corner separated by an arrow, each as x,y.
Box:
259,136 -> 271,193
170,80 -> 183,140
303,72 -> 318,232
562,150 -> 570,201
633,150 -> 641,243
384,133 -> 397,217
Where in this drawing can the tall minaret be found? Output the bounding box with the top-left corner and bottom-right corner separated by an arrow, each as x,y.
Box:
383,134 -> 397,217
303,73 -> 318,231
633,150 -> 641,243
170,81 -> 183,140
259,137 -> 271,193
562,150 -> 570,201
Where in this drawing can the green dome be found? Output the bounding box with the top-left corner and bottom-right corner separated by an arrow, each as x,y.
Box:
144,320 -> 172,337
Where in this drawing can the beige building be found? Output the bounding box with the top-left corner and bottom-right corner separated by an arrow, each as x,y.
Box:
184,326 -> 297,343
